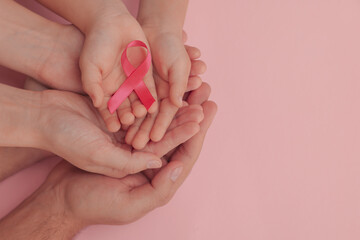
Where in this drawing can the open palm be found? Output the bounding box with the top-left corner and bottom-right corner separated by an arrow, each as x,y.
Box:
125,41 -> 206,150
80,14 -> 158,133
39,88 -> 201,178
42,83 -> 216,225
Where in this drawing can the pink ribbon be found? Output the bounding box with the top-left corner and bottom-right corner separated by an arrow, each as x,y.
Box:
107,40 -> 155,114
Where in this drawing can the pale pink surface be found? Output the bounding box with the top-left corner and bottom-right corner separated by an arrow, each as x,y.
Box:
1,1 -> 360,239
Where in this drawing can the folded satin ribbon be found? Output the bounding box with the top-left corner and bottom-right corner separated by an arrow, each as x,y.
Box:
107,40 -> 155,114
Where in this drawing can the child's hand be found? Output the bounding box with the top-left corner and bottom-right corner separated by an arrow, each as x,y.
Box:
80,13 -> 158,133
36,0 -> 158,133
125,34 -> 207,149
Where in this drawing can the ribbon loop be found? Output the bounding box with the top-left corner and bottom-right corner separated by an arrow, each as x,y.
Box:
107,40 -> 155,114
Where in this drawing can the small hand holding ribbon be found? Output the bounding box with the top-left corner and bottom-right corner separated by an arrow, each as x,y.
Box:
108,40 -> 155,114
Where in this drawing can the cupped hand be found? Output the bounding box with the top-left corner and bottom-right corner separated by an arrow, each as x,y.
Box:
40,83 -> 216,226
79,12 -> 159,133
125,33 -> 207,149
38,88 -> 202,178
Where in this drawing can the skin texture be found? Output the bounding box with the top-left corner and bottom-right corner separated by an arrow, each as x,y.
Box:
0,1 -> 217,237
125,41 -> 206,149
39,87 -> 205,178
0,147 -> 52,181
0,0 -> 206,149
0,82 -> 205,178
138,0 -> 190,107
0,0 -> 83,92
0,0 -> 207,178
0,83 -> 217,239
127,0 -> 207,149
36,0 -> 159,132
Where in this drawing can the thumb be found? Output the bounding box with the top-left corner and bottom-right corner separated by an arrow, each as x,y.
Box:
169,57 -> 191,108
127,160 -> 184,215
80,59 -> 104,108
91,144 -> 163,177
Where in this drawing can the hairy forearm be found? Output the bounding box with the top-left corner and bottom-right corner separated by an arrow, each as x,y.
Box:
0,0 -> 63,80
0,83 -> 44,148
0,147 -> 53,181
36,0 -> 130,33
138,0 -> 189,36
0,187 -> 82,240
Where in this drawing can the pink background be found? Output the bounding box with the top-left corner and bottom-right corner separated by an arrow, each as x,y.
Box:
1,0 -> 360,239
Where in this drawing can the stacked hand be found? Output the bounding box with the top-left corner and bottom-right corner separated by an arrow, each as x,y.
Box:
0,0 -> 217,237
41,83 -> 216,227
38,87 -> 203,178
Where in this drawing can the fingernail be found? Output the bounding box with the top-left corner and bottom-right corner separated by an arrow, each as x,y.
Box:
147,160 -> 162,169
170,166 -> 183,182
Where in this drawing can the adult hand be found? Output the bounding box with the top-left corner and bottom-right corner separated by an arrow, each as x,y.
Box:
43,83 -> 216,227
0,83 -> 216,239
37,87 -> 203,178
0,0 -> 84,92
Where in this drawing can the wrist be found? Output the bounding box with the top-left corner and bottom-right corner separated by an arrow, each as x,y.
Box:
68,0 -> 130,35
137,0 -> 188,38
138,17 -> 183,39
141,27 -> 183,53
85,9 -> 137,39
0,180 -> 83,239
34,24 -> 84,92
0,85 -> 45,148
0,0 -> 67,82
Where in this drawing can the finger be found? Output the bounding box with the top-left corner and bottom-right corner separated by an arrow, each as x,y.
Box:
147,104 -> 204,175
118,173 -> 149,188
168,105 -> 204,131
116,98 -> 135,126
128,160 -> 184,214
129,92 -> 147,118
145,121 -> 200,157
125,116 -> 145,145
98,98 -> 121,132
190,60 -> 207,76
186,82 -> 211,105
169,59 -> 190,107
151,104 -> 204,160
146,164 -> 166,180
164,100 -> 217,167
171,101 -> 217,173
150,99 -> 179,142
121,123 -> 131,131
185,45 -> 201,60
143,158 -> 168,180
131,113 -> 157,150
127,101 -> 216,213
80,60 -> 104,108
186,76 -> 202,92
89,144 -> 163,177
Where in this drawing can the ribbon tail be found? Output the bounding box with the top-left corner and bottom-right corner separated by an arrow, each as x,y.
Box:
134,81 -> 155,110
107,79 -> 137,114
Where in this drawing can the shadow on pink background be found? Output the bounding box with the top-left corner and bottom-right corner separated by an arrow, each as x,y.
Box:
1,0 -> 360,239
